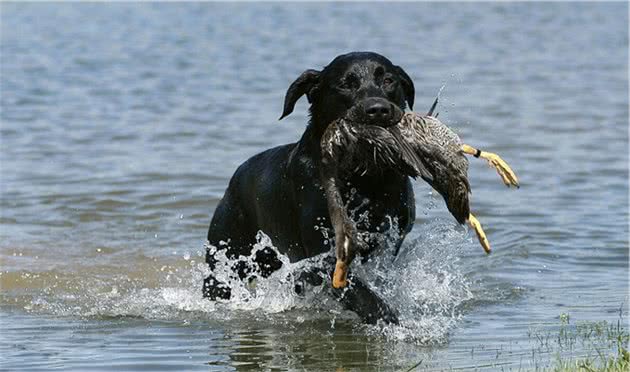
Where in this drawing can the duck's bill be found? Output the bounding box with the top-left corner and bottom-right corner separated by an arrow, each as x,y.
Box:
332,260 -> 349,288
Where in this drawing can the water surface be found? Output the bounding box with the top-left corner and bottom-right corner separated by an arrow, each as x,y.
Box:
1,3 -> 628,371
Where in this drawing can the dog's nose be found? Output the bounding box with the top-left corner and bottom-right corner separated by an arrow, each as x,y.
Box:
363,98 -> 393,124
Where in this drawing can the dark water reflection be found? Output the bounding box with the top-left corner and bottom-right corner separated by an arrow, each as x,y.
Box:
1,2 -> 628,371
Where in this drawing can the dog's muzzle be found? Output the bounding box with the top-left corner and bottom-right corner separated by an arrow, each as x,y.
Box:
346,98 -> 403,127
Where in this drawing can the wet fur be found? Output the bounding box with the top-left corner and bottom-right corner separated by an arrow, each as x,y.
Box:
204,52 -> 416,324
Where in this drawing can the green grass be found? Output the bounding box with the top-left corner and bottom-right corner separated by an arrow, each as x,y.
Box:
404,313 -> 628,371
529,314 -> 629,372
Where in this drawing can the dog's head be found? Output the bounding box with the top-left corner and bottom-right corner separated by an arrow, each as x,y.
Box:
279,52 -> 415,135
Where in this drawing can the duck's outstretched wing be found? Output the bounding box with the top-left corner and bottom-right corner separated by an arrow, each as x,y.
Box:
389,115 -> 471,224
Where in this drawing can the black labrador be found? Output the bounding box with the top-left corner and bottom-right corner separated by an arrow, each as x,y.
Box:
204,52 -> 416,324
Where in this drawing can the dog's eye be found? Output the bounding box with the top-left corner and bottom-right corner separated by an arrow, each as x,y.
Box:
383,77 -> 394,86
338,80 -> 355,91
338,74 -> 359,91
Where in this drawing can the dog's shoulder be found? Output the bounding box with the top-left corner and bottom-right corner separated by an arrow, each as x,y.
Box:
233,143 -> 296,180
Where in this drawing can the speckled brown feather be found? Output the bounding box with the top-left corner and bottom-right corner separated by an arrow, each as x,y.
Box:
322,112 -> 471,224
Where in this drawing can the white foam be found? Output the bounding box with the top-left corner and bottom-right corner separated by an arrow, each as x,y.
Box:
23,220 -> 472,344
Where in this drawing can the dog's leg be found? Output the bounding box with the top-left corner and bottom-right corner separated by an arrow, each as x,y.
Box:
293,254 -> 335,295
203,245 -> 232,300
204,191 -> 257,300
252,247 -> 283,278
294,270 -> 401,325
295,268 -> 399,324
204,245 -> 283,300
291,256 -> 399,324
332,274 -> 399,325
203,246 -> 284,300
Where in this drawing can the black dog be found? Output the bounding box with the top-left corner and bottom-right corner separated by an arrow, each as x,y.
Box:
204,52 -> 416,324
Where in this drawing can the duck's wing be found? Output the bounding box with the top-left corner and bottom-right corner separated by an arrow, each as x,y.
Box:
390,114 -> 471,224
322,119 -> 419,177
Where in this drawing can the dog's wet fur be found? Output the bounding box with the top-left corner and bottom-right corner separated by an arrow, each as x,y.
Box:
204,52 -> 416,324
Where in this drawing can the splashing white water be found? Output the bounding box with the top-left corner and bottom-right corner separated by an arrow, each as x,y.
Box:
12,219 -> 473,344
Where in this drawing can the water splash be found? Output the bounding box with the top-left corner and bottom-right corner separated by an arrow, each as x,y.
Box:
353,219 -> 474,343
2,220 -> 473,344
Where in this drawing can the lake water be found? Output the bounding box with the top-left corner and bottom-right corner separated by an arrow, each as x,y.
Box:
1,3 -> 628,371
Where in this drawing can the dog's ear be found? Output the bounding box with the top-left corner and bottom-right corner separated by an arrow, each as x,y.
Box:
395,66 -> 415,110
279,69 -> 321,120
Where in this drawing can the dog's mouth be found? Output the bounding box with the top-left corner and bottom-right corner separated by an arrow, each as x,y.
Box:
323,106 -> 410,179
344,98 -> 403,128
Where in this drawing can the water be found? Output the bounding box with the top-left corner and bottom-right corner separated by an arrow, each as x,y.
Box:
1,3 -> 628,371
